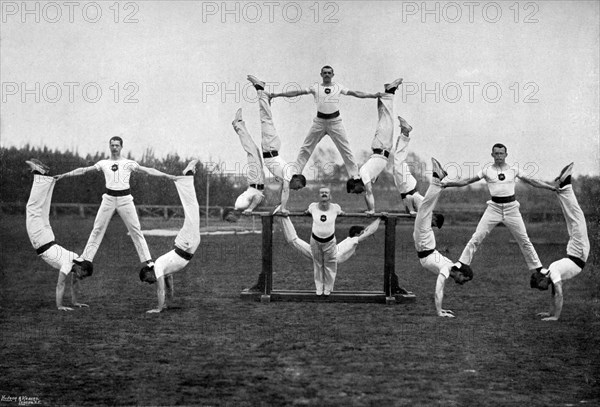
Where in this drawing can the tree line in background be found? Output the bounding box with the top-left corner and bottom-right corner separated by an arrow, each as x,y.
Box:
308,146 -> 599,216
1,145 -> 598,219
0,145 -> 238,206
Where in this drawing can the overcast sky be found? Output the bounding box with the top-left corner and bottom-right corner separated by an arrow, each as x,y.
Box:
2,1 -> 598,181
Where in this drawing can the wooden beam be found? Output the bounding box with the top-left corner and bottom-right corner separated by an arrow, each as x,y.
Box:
240,290 -> 416,304
384,216 -> 395,297
261,215 -> 273,296
250,211 -> 415,219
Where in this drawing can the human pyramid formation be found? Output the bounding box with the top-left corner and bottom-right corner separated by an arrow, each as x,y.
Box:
25,144 -> 199,314
226,67 -> 422,219
24,66 -> 590,319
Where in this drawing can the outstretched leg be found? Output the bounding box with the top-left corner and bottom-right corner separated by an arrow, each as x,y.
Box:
556,183 -> 589,263
458,206 -> 501,267
26,174 -> 57,250
502,210 -> 542,271
360,93 -> 395,212
116,196 -> 152,263
173,175 -> 201,254
80,195 -> 118,262
295,120 -> 328,176
248,76 -> 296,188
393,118 -> 423,213
230,109 -> 265,218
327,117 -> 359,178
232,108 -> 265,188
413,182 -> 443,250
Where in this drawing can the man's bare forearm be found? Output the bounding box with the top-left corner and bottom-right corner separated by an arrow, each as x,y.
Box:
56,274 -> 67,309
56,166 -> 95,179
156,277 -> 166,311
443,179 -> 470,188
280,182 -> 291,213
139,167 -> 176,179
346,90 -> 380,99
552,283 -> 564,319
271,89 -> 309,98
519,176 -> 557,191
434,274 -> 446,315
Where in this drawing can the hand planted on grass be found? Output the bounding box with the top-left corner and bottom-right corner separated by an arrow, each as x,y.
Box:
73,303 -> 89,308
438,310 -> 455,318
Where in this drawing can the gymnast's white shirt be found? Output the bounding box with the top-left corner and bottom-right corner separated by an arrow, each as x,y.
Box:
308,202 -> 342,238
94,159 -> 139,190
477,164 -> 520,197
306,83 -> 348,114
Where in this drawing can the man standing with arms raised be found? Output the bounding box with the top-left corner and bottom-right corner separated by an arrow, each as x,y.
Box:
306,187 -> 344,296
270,66 -> 380,182
443,143 -> 556,274
55,136 -> 179,270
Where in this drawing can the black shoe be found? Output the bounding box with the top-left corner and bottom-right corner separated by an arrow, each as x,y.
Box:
25,159 -> 50,175
555,162 -> 574,188
397,116 -> 412,136
242,285 -> 263,293
392,286 -> 411,295
431,157 -> 447,181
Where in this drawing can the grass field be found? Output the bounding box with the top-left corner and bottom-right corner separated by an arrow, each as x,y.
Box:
1,213 -> 599,406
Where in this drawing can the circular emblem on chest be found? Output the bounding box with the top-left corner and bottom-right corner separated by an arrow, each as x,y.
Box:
111,163 -> 119,172
324,88 -> 331,94
320,215 -> 327,222
498,173 -> 506,181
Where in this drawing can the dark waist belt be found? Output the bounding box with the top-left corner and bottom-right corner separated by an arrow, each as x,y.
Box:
417,249 -> 435,259
262,150 -> 279,158
36,241 -> 56,255
312,233 -> 335,243
106,188 -> 131,197
174,246 -> 194,261
491,195 -> 515,204
401,188 -> 417,200
568,255 -> 586,269
317,110 -> 340,119
250,183 -> 265,191
372,149 -> 390,158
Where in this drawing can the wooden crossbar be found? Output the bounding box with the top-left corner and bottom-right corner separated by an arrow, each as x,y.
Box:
240,290 -> 416,304
249,211 -> 415,218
